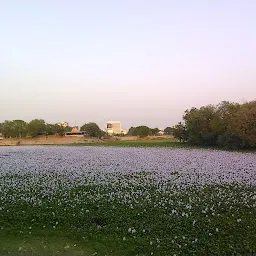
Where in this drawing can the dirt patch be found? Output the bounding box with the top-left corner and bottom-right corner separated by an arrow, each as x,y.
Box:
0,135 -> 91,146
0,135 -> 174,146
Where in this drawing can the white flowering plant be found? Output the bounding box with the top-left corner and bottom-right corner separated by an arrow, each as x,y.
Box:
0,146 -> 255,255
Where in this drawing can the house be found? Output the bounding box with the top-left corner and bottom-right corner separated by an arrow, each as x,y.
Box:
158,130 -> 165,136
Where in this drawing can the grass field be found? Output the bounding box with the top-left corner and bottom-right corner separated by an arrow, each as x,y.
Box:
68,139 -> 256,153
0,146 -> 255,256
1,137 -> 255,153
70,139 -> 186,148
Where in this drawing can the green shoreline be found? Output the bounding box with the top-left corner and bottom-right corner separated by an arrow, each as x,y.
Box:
1,139 -> 255,153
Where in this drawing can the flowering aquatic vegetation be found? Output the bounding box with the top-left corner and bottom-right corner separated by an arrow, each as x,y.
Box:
0,146 -> 255,255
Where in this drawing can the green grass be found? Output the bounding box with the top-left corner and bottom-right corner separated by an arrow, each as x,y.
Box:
62,139 -> 256,153
1,183 -> 255,256
0,232 -> 91,256
67,139 -> 189,148
5,137 -> 254,152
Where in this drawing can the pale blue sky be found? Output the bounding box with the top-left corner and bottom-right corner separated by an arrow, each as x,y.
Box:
1,0 -> 255,129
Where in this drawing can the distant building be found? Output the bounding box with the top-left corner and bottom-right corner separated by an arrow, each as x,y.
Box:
0,133 -> 3,140
57,121 -> 69,127
158,130 -> 165,136
106,121 -> 121,135
65,126 -> 88,136
71,126 -> 79,133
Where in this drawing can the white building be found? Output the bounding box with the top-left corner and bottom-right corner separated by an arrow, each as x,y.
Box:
106,121 -> 121,135
158,130 -> 165,136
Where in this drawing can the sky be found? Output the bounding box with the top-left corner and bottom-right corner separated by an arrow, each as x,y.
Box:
1,0 -> 256,130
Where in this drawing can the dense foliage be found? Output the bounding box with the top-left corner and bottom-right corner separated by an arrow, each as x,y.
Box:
163,127 -> 174,135
0,119 -> 71,137
173,101 -> 256,149
80,122 -> 105,138
128,126 -> 160,137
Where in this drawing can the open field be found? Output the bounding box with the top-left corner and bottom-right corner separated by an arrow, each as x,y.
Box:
0,146 -> 256,255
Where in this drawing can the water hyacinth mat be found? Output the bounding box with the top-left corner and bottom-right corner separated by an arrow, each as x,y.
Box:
0,146 -> 255,256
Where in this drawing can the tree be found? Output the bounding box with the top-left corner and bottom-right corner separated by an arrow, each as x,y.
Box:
12,120 -> 28,137
164,127 -> 174,135
0,120 -> 28,138
64,125 -> 72,133
0,121 -> 13,138
27,119 -> 46,137
128,126 -> 153,137
172,122 -> 188,142
174,100 -> 256,149
80,122 -> 103,137
232,101 -> 256,147
128,127 -> 136,136
45,124 -> 55,135
133,126 -> 151,137
212,101 -> 240,136
151,128 -> 160,136
54,124 -> 65,136
211,101 -> 242,148
183,105 -> 218,145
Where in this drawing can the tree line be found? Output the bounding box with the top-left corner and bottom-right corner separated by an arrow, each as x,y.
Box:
2,100 -> 254,149
0,119 -> 72,138
172,100 -> 256,149
127,126 -> 173,137
0,119 -> 174,139
0,119 -> 108,138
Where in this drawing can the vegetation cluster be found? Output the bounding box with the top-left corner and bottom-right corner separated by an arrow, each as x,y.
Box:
0,100 -> 255,150
0,120 -> 105,138
0,119 -> 71,137
172,101 -> 256,149
0,146 -> 255,255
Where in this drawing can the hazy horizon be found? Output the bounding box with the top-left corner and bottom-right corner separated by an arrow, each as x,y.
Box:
1,1 -> 256,130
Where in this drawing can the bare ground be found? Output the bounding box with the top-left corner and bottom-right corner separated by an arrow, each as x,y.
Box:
0,135 -> 173,146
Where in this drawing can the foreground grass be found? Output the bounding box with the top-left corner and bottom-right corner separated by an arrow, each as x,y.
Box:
1,182 -> 255,256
